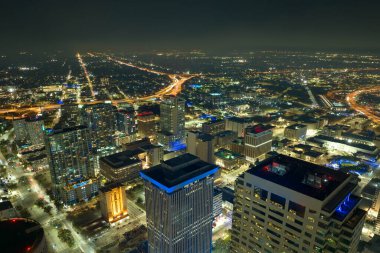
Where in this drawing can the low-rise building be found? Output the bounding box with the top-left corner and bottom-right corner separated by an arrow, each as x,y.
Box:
284,124 -> 307,141
100,151 -> 143,183
214,148 -> 245,171
99,183 -> 128,224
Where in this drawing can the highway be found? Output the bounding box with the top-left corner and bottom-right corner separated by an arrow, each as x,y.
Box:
0,53 -> 196,119
346,86 -> 380,124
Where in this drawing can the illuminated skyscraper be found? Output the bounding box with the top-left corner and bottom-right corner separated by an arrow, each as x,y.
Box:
137,111 -> 156,139
231,154 -> 366,253
158,96 -> 186,150
99,183 -> 128,224
58,104 -> 83,129
116,107 -> 137,143
140,153 -> 218,253
82,103 -> 117,154
45,126 -> 98,204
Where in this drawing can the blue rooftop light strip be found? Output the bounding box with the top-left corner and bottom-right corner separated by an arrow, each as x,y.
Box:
334,193 -> 360,220
140,167 -> 219,194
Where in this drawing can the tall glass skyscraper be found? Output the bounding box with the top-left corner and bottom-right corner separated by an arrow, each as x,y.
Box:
45,126 -> 98,205
140,153 -> 218,253
82,103 -> 117,154
158,95 -> 186,151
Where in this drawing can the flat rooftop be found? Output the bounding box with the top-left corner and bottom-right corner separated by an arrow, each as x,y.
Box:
226,116 -> 253,124
202,119 -> 224,125
45,125 -> 87,135
100,150 -> 142,169
99,182 -> 124,193
312,135 -> 378,152
286,123 -> 307,130
246,124 -> 274,135
244,154 -> 350,201
140,153 -> 218,193
214,148 -> 244,160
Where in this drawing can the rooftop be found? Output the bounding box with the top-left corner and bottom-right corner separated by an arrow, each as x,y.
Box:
215,130 -> 236,138
312,135 -> 378,152
45,125 -> 87,135
343,208 -> 367,230
139,144 -> 162,151
100,151 -> 142,169
99,182 -> 124,193
244,154 -> 351,201
140,153 -> 218,193
214,148 -> 244,160
202,119 -> 224,126
226,116 -> 254,124
245,124 -> 274,135
197,133 -> 214,142
286,123 -> 307,130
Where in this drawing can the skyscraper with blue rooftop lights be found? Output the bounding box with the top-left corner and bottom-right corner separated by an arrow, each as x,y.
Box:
140,153 -> 218,253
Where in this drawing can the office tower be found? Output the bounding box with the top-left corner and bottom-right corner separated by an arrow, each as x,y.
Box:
140,153 -> 218,253
100,151 -> 142,183
187,131 -> 215,163
202,119 -> 225,135
45,126 -> 98,204
82,103 -> 117,154
58,104 -> 83,129
231,154 -> 366,253
225,117 -> 254,137
213,187 -> 223,218
244,124 -> 274,163
137,111 -> 156,139
116,107 -> 137,143
99,182 -> 128,224
13,118 -> 45,146
157,96 -> 186,150
284,123 -> 307,141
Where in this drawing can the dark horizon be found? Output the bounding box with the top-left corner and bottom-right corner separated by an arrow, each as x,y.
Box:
1,0 -> 380,54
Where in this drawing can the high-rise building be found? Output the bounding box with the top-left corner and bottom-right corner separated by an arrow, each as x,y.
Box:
225,117 -> 254,137
99,182 -> 128,224
244,124 -> 274,163
13,117 -> 45,146
231,154 -> 366,253
116,107 -> 137,143
82,103 -> 117,154
137,111 -> 156,139
45,126 -> 98,204
187,131 -> 215,163
58,104 -> 83,129
140,153 -> 218,253
158,96 -> 186,150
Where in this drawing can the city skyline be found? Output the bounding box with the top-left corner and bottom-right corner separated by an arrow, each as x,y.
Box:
0,1 -> 380,253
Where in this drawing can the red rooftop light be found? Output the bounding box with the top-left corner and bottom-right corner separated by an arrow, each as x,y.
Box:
138,111 -> 153,117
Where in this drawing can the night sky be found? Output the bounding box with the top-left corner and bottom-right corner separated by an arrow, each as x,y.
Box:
1,0 -> 380,53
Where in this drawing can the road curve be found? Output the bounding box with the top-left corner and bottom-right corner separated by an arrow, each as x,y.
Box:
346,85 -> 380,124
